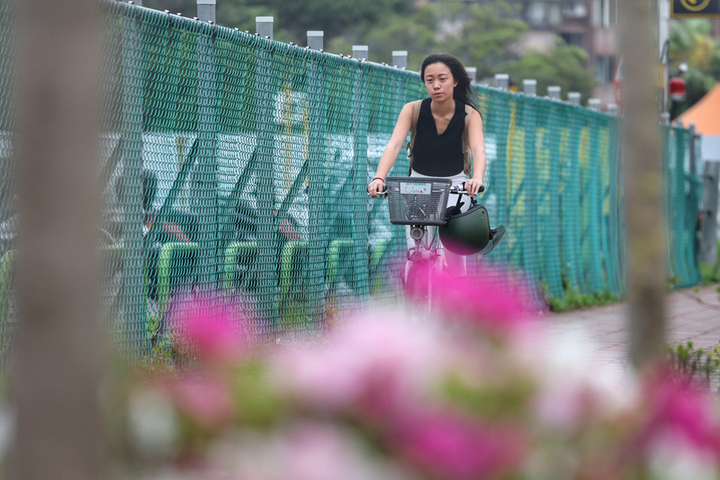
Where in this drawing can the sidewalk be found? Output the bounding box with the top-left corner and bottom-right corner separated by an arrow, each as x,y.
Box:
540,285 -> 720,371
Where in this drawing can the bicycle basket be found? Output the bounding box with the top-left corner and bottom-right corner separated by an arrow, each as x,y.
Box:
385,176 -> 452,226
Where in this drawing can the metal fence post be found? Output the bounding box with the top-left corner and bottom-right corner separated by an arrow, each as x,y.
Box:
568,92 -> 581,105
701,161 -> 720,264
689,123 -> 697,176
195,18 -> 219,288
547,85 -> 561,100
307,40 -> 328,329
254,31 -> 280,335
197,0 -> 215,23
608,103 -> 619,116
352,45 -> 368,60
351,60 -> 370,297
392,50 -> 407,69
256,16 -> 273,39
120,5 -> 148,355
307,30 -> 323,50
523,79 -> 536,95
495,73 -> 509,90
588,98 -> 601,111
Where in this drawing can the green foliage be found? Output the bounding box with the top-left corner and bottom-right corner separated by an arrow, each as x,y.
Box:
253,0 -> 416,41
546,286 -> 617,312
328,4 -> 439,71
698,240 -> 720,285
216,3 -> 296,43
502,41 -> 596,102
142,0 -> 196,17
542,272 -> 619,312
700,263 -> 720,285
139,0 -> 592,96
670,19 -> 713,66
668,19 -> 720,119
667,341 -> 720,389
439,1 -> 528,79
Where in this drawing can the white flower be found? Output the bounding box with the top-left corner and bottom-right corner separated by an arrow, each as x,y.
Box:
513,329 -> 639,430
212,422 -> 415,480
128,388 -> 179,459
648,428 -> 720,480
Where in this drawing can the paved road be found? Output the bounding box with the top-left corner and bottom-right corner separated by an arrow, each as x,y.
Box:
541,285 -> 720,371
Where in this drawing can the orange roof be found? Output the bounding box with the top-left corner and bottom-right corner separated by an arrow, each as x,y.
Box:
678,83 -> 720,136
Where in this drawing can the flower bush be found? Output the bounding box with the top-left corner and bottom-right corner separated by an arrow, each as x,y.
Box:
122,270 -> 720,480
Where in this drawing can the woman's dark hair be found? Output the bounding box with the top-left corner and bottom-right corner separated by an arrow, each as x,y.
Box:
420,53 -> 480,113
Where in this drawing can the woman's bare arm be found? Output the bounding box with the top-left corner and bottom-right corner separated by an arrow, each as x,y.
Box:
368,102 -> 415,197
465,108 -> 487,196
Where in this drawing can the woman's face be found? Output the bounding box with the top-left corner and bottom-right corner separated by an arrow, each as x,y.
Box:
424,62 -> 457,103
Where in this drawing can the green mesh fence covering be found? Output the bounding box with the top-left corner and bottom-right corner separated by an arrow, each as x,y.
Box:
0,1 -> 704,361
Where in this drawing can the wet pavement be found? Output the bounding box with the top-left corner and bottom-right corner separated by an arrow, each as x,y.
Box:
542,285 -> 720,371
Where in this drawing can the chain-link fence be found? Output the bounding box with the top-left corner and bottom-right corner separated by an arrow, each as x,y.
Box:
0,1 -> 703,361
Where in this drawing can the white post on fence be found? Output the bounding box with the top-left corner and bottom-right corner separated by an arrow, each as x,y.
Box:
466,67 -> 477,83
197,0 -> 215,22
608,103 -> 619,116
307,30 -> 323,50
352,45 -> 368,60
568,92 -> 581,105
256,16 -> 274,39
547,85 -> 561,100
588,98 -> 601,110
495,73 -> 509,90
523,79 -> 536,95
392,50 -> 408,69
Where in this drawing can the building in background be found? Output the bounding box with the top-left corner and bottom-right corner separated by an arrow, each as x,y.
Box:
515,0 -> 619,108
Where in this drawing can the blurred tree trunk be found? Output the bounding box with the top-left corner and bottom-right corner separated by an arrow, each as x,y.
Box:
619,0 -> 667,368
11,1 -> 107,479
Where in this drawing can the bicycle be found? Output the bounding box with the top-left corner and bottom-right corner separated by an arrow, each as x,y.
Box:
373,176 -> 505,312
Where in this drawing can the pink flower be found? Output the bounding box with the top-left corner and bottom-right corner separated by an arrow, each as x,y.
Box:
394,410 -> 525,480
428,267 -> 538,337
165,373 -> 234,431
641,374 -> 720,456
169,293 -> 247,364
271,314 -> 446,418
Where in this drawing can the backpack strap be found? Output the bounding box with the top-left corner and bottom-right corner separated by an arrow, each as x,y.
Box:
462,104 -> 472,176
407,100 -> 473,176
406,100 -> 423,174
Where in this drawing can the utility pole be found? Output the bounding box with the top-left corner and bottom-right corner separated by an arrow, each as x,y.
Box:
620,0 -> 668,368
658,0 -> 670,114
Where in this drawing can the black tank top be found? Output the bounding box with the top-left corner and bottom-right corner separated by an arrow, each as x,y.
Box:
411,97 -> 466,177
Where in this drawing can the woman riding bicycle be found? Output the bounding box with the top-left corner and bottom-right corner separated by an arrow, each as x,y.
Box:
367,53 -> 487,277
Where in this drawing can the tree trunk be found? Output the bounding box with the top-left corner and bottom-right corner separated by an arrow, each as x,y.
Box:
619,0 -> 668,368
11,1 -> 107,479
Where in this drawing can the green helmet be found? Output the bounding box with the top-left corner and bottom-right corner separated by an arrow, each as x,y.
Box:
439,203 -> 491,256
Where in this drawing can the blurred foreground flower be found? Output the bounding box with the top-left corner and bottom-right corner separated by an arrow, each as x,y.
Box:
168,292 -> 247,365
122,271 -> 720,480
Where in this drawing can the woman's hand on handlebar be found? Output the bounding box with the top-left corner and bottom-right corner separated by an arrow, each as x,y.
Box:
464,178 -> 484,196
367,178 -> 386,198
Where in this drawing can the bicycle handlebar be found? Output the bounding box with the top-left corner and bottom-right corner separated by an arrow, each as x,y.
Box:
368,182 -> 484,198
449,182 -> 485,195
